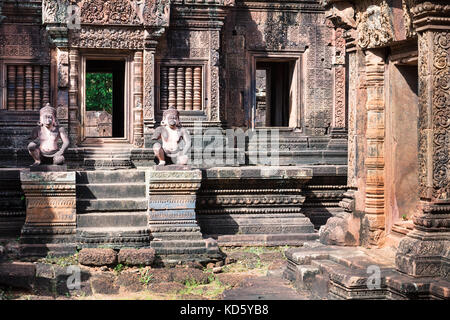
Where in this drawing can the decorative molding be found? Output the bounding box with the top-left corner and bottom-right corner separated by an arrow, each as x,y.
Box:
70,27 -> 144,49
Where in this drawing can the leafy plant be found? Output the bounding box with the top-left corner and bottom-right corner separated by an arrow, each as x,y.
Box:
39,253 -> 78,267
139,268 -> 153,285
85,73 -> 113,114
402,214 -> 408,221
113,263 -> 124,274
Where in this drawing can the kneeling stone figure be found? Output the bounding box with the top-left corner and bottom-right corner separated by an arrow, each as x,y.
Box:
28,103 -> 70,166
152,107 -> 191,165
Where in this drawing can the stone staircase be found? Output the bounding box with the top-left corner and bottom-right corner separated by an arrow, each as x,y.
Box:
76,170 -> 150,248
283,242 -> 450,300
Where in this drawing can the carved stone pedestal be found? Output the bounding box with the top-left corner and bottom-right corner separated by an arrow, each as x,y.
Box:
19,171 -> 77,257
148,167 -> 222,265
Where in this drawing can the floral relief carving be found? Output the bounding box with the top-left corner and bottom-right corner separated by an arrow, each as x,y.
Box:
356,0 -> 394,49
70,27 -> 144,49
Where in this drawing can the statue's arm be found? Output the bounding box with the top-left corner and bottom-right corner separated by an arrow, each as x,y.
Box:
30,127 -> 39,141
181,129 -> 191,155
151,126 -> 163,140
58,127 -> 70,154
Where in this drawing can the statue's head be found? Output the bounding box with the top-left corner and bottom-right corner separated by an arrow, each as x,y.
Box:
39,103 -> 58,128
161,107 -> 180,128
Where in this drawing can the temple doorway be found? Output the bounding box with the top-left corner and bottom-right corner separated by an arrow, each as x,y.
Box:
84,59 -> 125,139
254,60 -> 295,127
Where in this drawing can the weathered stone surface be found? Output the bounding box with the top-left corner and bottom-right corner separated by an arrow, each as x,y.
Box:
259,252 -> 283,262
118,248 -> 155,266
78,248 -> 117,266
171,268 -> 210,284
149,281 -> 185,294
117,272 -> 144,292
0,262 -> 35,289
0,246 -> 5,261
319,213 -> 359,246
90,273 -> 119,295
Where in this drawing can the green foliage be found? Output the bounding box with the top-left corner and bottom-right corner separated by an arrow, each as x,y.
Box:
114,263 -> 125,274
139,268 -> 153,285
402,214 -> 408,221
86,73 -> 113,113
39,253 -> 78,267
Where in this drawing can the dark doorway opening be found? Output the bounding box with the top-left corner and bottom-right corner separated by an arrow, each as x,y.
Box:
85,60 -> 125,138
255,60 -> 293,127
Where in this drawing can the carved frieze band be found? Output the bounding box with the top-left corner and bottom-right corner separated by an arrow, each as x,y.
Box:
43,0 -> 171,27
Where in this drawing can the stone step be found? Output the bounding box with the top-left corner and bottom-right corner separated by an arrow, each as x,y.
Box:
76,184 -> 146,199
150,232 -> 204,241
77,212 -> 148,228
76,226 -> 151,248
215,233 -> 319,246
77,198 -> 148,212
76,170 -> 146,184
77,226 -> 150,241
150,240 -> 207,249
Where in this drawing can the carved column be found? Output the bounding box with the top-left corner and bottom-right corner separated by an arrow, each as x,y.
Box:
396,2 -> 450,278
56,48 -> 69,129
68,49 -> 80,145
133,51 -> 144,148
143,35 -> 157,132
363,49 -> 386,246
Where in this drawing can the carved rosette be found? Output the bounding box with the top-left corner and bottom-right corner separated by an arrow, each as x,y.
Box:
356,1 -> 394,49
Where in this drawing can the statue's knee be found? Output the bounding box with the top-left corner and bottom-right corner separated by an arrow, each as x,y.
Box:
53,155 -> 64,165
178,155 -> 188,165
28,142 -> 37,151
153,143 -> 161,152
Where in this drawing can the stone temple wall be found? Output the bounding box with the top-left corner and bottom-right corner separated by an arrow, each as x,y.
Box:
222,0 -> 334,134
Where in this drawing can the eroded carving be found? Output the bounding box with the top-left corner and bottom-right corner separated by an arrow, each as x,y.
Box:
356,1 -> 394,49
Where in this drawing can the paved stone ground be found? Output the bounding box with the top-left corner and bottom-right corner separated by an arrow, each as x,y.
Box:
0,245 -> 318,300
222,273 -> 312,300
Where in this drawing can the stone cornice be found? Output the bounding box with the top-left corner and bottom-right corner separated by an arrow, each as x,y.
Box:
410,1 -> 450,31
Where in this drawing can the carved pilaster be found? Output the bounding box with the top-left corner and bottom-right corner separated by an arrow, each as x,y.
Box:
68,49 -> 80,146
363,49 -> 386,246
396,1 -> 450,279
209,29 -> 221,123
133,51 -> 144,148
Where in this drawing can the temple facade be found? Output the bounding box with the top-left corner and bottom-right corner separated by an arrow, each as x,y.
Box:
0,0 -> 448,298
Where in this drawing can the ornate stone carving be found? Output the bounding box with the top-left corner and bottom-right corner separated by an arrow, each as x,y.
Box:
143,0 -> 171,27
356,1 -> 394,49
402,0 -> 416,38
70,27 -> 144,49
42,0 -> 69,24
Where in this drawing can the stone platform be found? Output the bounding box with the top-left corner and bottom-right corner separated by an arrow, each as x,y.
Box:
148,167 -> 222,265
283,242 -> 450,300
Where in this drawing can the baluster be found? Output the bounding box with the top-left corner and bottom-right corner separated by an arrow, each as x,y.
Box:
25,66 -> 33,110
168,67 -> 176,109
33,66 -> 41,110
176,67 -> 185,110
7,66 -> 16,110
193,67 -> 202,111
160,66 -> 168,110
15,65 -> 25,110
185,67 -> 193,111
